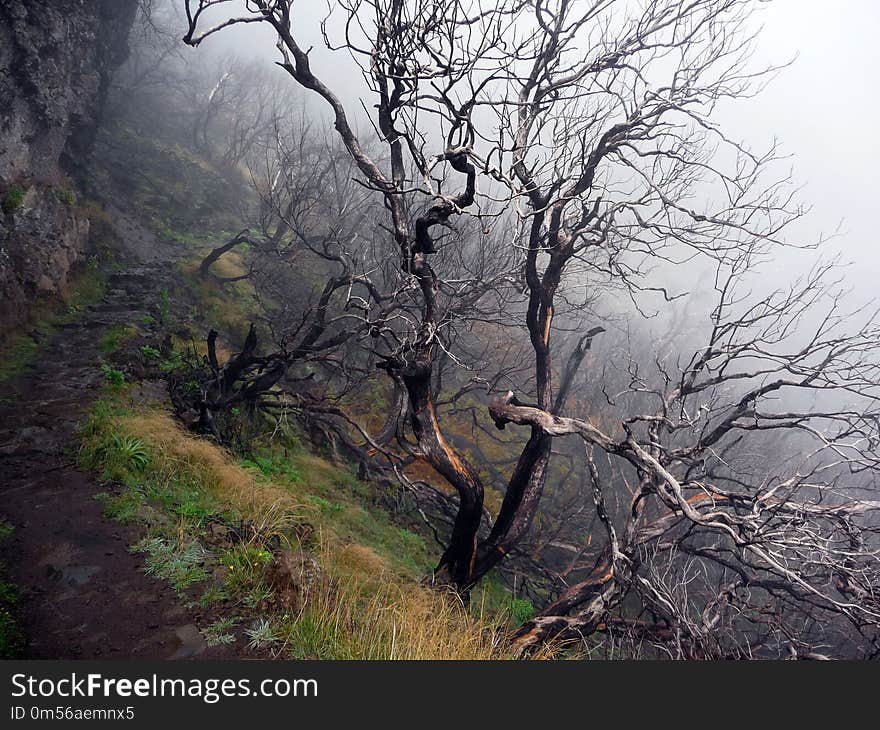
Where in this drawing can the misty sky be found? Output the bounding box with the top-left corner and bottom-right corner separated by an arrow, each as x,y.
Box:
198,0 -> 880,302
730,0 -> 880,295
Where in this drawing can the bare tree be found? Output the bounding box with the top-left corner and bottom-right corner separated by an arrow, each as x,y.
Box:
182,0 -> 880,657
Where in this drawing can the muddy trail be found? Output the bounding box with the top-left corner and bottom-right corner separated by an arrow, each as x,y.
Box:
0,214 -> 239,659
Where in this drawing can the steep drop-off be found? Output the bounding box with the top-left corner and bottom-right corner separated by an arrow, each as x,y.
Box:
0,0 -> 137,334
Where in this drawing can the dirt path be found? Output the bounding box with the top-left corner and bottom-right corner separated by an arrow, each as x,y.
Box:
0,229 -> 237,659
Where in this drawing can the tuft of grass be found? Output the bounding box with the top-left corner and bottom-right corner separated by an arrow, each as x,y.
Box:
221,543 -> 273,596
94,488 -> 145,524
245,618 -> 280,651
132,536 -> 210,593
203,617 -> 238,647
239,453 -> 301,483
308,495 -> 344,515
106,433 -> 150,471
158,288 -> 171,323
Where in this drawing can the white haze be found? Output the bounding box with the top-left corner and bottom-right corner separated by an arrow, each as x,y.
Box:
189,0 -> 880,338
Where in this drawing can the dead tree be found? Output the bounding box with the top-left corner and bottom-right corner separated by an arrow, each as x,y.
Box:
182,0 -> 880,657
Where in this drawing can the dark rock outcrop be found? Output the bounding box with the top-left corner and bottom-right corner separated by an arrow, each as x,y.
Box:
0,0 -> 138,335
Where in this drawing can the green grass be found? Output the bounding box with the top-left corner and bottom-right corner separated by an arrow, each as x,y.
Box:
239,453 -> 302,483
94,489 -> 145,524
98,324 -> 134,355
158,288 -> 171,323
158,350 -> 184,372
240,446 -> 433,578
81,410 -> 223,530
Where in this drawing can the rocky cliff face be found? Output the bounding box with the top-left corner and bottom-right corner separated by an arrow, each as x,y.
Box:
0,0 -> 138,335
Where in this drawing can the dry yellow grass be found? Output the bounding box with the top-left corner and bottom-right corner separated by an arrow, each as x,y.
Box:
118,411 -> 313,541
276,571 -> 516,660
209,249 -> 248,280
333,543 -> 388,578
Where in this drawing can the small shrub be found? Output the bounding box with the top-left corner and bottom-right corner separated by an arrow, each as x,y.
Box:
1,185 -> 25,214
100,361 -> 125,386
141,345 -> 161,360
510,597 -> 535,624
56,187 -> 77,206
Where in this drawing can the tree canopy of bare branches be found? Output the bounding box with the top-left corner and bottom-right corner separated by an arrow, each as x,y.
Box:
181,0 -> 880,658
